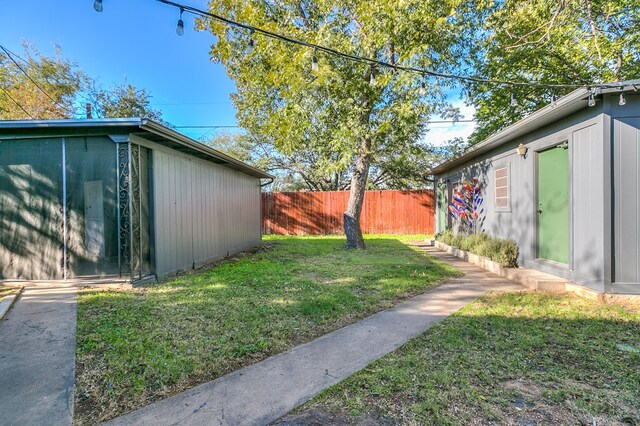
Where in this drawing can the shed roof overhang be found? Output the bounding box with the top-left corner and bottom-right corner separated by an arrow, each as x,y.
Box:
430,80 -> 640,176
0,118 -> 274,180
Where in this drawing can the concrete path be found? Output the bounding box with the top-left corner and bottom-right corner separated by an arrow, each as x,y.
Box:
107,244 -> 523,426
0,286 -> 77,426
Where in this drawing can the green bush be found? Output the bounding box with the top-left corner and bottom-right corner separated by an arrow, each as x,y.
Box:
459,233 -> 489,252
436,231 -> 519,268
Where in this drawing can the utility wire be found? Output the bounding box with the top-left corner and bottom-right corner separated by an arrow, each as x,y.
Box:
0,86 -> 36,119
154,0 -> 611,90
0,44 -> 78,117
175,120 -> 474,129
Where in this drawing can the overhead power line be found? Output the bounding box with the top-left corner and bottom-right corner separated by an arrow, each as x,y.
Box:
0,44 -> 78,117
174,125 -> 240,129
175,120 -> 474,129
0,86 -> 36,119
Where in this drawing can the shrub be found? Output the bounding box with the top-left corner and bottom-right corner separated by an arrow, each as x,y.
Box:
436,231 -> 519,268
459,233 -> 489,252
437,230 -> 456,246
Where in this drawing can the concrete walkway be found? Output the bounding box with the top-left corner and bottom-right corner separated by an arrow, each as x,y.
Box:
107,245 -> 523,426
0,286 -> 77,426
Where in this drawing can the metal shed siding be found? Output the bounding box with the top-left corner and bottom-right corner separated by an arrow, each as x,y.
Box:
571,123 -> 605,286
607,92 -> 640,293
612,116 -> 640,291
435,110 -> 606,290
151,147 -> 261,279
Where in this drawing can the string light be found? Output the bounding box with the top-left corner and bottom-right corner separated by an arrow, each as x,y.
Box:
176,7 -> 185,36
152,0 -> 620,92
369,67 -> 376,86
465,90 -> 473,106
246,29 -> 255,54
419,79 -> 427,96
619,87 -> 627,106
551,93 -> 557,107
510,92 -> 517,107
89,0 -> 633,111
588,90 -> 596,107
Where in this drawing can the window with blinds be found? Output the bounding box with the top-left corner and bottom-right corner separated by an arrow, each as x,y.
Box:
495,167 -> 509,209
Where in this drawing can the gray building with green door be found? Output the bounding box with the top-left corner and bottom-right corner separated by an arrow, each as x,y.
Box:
0,119 -> 273,283
431,81 -> 640,295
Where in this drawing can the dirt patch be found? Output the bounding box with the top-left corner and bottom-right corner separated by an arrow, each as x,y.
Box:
272,405 -> 393,426
499,379 -> 637,426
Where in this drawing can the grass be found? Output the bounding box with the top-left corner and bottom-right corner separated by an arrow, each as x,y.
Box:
0,285 -> 22,301
292,292 -> 640,425
74,235 -> 460,424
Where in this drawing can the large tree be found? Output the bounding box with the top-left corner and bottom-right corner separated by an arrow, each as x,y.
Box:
202,0 -> 471,247
468,0 -> 640,144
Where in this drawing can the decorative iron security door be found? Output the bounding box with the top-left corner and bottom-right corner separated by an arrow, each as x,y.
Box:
117,142 -> 152,280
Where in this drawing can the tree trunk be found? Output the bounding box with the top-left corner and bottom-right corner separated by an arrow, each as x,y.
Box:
344,137 -> 371,249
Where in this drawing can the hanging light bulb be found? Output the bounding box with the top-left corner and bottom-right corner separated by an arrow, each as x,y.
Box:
551,93 -> 557,107
311,52 -> 318,72
619,87 -> 627,106
588,89 -> 596,107
510,92 -> 517,107
246,30 -> 255,54
419,78 -> 427,96
176,8 -> 185,36
369,68 -> 376,86
465,89 -> 472,105
93,0 -> 103,12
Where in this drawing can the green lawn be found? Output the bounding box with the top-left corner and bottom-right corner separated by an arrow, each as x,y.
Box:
0,285 -> 21,301
289,292 -> 640,425
74,235 -> 460,424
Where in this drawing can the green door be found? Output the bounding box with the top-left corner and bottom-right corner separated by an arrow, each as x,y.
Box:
537,145 -> 569,264
438,182 -> 447,233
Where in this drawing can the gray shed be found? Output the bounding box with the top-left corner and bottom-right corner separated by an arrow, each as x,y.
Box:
0,119 -> 273,283
432,81 -> 640,295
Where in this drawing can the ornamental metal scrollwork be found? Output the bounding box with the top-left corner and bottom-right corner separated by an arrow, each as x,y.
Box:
130,144 -> 142,279
118,143 -> 131,277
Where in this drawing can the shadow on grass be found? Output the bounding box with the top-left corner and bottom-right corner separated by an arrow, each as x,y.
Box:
74,236 -> 459,425
286,292 -> 640,426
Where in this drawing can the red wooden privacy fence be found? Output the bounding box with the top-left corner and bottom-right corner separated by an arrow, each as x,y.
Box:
262,190 -> 434,235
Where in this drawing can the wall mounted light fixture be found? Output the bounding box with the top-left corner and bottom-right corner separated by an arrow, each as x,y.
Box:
516,143 -> 528,158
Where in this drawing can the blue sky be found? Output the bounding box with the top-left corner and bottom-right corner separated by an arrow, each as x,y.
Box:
0,0 -> 475,142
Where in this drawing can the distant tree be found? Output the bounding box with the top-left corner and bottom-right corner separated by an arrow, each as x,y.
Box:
0,43 -> 167,124
89,82 -> 165,122
468,0 -> 640,144
0,44 -> 85,120
209,132 -> 465,192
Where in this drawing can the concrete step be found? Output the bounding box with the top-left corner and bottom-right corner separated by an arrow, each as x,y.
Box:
433,240 -> 567,292
502,268 -> 567,292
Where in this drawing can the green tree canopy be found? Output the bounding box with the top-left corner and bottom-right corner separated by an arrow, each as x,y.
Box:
469,0 -> 640,144
202,0 -> 472,247
0,44 -> 85,120
1,44 -> 165,123
88,82 -> 164,122
209,131 -> 465,192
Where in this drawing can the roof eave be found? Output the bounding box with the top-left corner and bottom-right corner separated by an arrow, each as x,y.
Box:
0,118 -> 274,180
429,87 -> 593,175
139,119 -> 274,180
